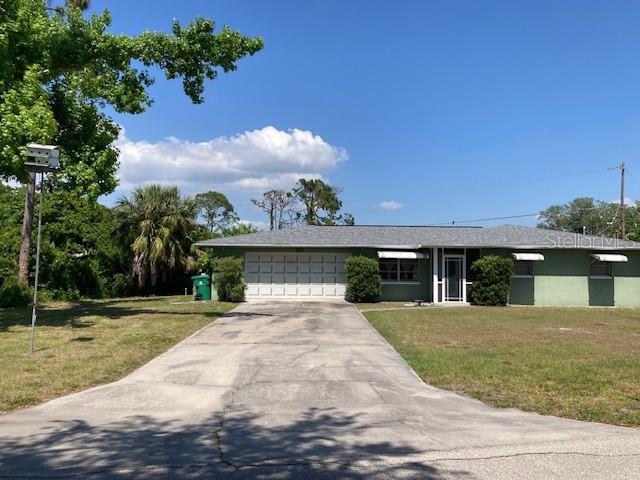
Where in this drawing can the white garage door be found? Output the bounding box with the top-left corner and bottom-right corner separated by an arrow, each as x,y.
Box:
245,252 -> 348,298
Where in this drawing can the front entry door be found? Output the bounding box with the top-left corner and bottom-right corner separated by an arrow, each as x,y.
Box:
444,255 -> 464,302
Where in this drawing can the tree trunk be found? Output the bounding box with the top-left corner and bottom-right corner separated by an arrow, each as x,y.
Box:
17,173 -> 36,283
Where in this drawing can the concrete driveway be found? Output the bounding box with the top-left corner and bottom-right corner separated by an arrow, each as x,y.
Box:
0,301 -> 638,479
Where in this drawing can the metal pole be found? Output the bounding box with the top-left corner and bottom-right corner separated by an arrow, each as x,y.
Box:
29,172 -> 45,354
620,162 -> 626,239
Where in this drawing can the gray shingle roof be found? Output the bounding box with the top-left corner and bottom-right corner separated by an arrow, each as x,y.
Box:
196,224 -> 640,250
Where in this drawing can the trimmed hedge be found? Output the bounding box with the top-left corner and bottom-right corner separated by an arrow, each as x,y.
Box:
345,255 -> 381,303
213,257 -> 246,302
469,255 -> 513,306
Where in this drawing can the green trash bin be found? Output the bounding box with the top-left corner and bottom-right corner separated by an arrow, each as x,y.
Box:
191,273 -> 211,301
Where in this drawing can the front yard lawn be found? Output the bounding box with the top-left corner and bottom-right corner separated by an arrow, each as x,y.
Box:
0,296 -> 235,413
364,307 -> 640,427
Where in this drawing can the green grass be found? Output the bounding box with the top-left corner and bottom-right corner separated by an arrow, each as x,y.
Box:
0,296 -> 235,413
364,307 -> 640,427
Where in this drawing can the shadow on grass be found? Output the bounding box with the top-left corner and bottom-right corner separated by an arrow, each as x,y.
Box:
0,298 -> 232,332
0,407 -> 471,479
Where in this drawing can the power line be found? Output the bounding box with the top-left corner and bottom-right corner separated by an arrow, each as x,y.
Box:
431,205 -> 615,226
431,213 -> 540,226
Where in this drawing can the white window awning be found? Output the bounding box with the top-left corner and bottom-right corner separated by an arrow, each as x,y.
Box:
378,251 -> 427,259
513,253 -> 545,261
591,253 -> 628,263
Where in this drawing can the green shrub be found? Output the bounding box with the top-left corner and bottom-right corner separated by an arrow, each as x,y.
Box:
345,255 -> 381,303
0,276 -> 32,308
469,255 -> 513,306
213,257 -> 246,302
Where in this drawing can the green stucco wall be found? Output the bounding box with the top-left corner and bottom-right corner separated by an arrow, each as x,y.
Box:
533,250 -> 589,307
510,277 -> 534,305
613,251 -> 640,307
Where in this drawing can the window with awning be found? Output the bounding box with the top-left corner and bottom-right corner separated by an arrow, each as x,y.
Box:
512,252 -> 544,261
378,251 -> 427,259
590,253 -> 628,263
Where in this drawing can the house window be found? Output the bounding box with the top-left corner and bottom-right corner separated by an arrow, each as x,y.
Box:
512,260 -> 533,277
590,261 -> 612,278
379,258 -> 419,282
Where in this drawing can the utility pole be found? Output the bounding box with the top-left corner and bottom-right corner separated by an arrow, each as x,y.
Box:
609,162 -> 626,239
620,162 -> 626,239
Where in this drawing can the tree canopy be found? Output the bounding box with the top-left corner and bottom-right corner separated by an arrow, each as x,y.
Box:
291,178 -> 354,226
0,0 -> 263,196
537,197 -> 618,236
195,191 -> 238,233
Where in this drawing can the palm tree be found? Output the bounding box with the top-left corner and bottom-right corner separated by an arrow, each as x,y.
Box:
116,185 -> 198,289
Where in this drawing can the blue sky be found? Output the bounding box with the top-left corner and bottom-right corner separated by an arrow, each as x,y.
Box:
96,0 -> 640,227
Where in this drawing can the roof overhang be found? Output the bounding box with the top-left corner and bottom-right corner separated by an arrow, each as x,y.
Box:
512,252 -> 544,261
591,253 -> 628,262
378,250 -> 427,259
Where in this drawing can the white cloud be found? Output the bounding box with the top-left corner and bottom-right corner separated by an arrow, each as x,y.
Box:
113,126 -> 347,197
375,200 -> 403,210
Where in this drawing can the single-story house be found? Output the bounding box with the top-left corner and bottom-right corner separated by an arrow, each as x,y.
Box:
196,224 -> 640,307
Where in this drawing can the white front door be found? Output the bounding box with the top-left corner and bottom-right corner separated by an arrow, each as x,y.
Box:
444,255 -> 464,302
245,252 -> 347,298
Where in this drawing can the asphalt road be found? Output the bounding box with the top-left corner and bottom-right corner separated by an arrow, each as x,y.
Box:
0,301 -> 638,479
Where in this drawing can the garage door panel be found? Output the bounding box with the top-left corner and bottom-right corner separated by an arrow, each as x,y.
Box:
336,273 -> 347,283
336,284 -> 346,296
310,254 -> 323,263
272,285 -> 285,296
259,263 -> 272,273
324,285 -> 337,296
247,284 -> 259,296
259,274 -> 272,284
298,285 -> 311,296
323,263 -> 336,273
324,274 -> 336,283
273,262 -> 285,273
310,274 -> 323,283
258,286 -> 272,295
273,255 -> 285,262
298,263 -> 310,273
285,285 -> 298,295
247,263 -> 260,273
298,274 -> 310,284
310,285 -> 323,295
285,263 -> 298,273
311,263 -> 323,273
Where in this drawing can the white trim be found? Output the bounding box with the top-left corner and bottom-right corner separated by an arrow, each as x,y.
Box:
443,254 -> 465,303
433,248 -> 439,303
590,253 -> 627,262
513,252 -> 544,261
462,249 -> 467,303
378,251 -> 426,259
512,275 -> 534,279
